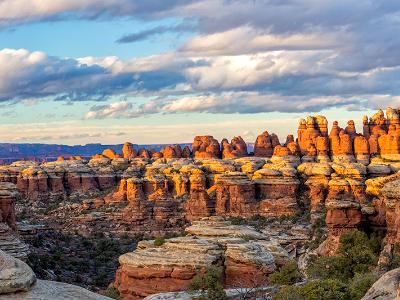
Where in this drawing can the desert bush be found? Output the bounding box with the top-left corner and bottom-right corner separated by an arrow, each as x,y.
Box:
299,279 -> 350,300
337,230 -> 378,275
154,236 -> 166,247
189,266 -> 227,300
307,255 -> 352,281
101,287 -> 121,300
274,279 -> 350,300
307,230 -> 378,281
348,272 -> 377,300
269,262 -> 301,285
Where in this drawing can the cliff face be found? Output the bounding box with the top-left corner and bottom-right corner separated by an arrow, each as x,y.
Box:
0,182 -> 29,260
1,108 -> 400,236
114,217 -> 287,299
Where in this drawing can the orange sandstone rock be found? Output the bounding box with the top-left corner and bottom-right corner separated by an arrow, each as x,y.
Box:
253,131 -> 279,157
192,136 -> 221,159
122,142 -> 137,159
102,148 -> 118,159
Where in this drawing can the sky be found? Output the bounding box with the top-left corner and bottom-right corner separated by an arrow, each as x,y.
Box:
0,0 -> 400,145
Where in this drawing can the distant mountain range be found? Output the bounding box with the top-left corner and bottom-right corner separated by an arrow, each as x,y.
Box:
0,143 -> 191,164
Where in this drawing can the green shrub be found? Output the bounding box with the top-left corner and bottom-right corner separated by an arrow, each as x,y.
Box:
307,256 -> 352,281
269,262 -> 301,285
101,287 -> 121,300
154,236 -> 166,247
367,231 -> 384,255
273,285 -> 302,300
299,279 -> 350,300
349,272 -> 377,300
189,266 -> 227,300
337,231 -> 377,274
274,279 -> 350,300
307,230 -> 378,281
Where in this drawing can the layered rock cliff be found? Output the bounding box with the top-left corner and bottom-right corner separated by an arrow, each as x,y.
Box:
114,217 -> 288,299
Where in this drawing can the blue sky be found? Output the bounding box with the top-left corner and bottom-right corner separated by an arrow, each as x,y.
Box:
0,0 -> 399,145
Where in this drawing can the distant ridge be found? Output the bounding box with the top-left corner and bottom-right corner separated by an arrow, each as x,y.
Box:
0,143 -> 192,163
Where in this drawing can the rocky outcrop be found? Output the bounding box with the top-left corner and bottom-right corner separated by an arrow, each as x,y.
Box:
297,115 -> 328,160
192,136 -> 221,159
362,267 -> 400,300
0,182 -> 29,260
0,249 -> 111,299
253,131 -> 280,157
366,172 -> 400,244
221,136 -> 248,159
122,142 -> 137,160
115,217 -> 287,299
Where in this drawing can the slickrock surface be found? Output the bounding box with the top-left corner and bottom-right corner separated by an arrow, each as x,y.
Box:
115,217 -> 288,299
0,249 -> 35,294
0,249 -> 111,300
361,267 -> 400,300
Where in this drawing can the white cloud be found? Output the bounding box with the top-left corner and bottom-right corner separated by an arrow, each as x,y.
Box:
181,26 -> 344,56
84,101 -> 134,119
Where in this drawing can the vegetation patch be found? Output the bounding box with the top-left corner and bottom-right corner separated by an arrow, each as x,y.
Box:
273,230 -> 384,300
27,230 -> 137,292
189,266 -> 227,300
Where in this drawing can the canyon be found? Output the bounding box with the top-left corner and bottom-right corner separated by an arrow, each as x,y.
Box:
1,107 -> 400,299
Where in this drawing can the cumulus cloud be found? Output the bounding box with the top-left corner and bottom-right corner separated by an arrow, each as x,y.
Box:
1,0 -> 400,117
0,0 -> 195,26
181,26 -> 344,56
82,92 -> 395,120
0,48 -> 184,103
84,101 -> 138,119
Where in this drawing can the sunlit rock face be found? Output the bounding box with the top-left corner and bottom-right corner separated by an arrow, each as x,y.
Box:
192,136 -> 221,159
2,108 -> 400,257
115,217 -> 285,299
0,182 -> 29,260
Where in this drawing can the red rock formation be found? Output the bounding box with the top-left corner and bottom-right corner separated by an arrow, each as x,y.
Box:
272,145 -> 291,157
122,142 -> 137,160
0,183 -> 18,230
184,170 -> 214,221
221,136 -> 247,159
138,148 -> 151,159
102,148 -> 118,159
284,134 -> 295,146
192,136 -> 221,159
152,152 -> 163,159
329,122 -> 354,160
69,155 -> 83,160
181,146 -> 191,158
253,167 -> 300,217
215,172 -> 256,216
160,145 -> 181,159
354,136 -> 370,164
316,136 -> 330,160
297,116 -> 327,158
345,120 -> 357,139
253,131 -> 279,157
